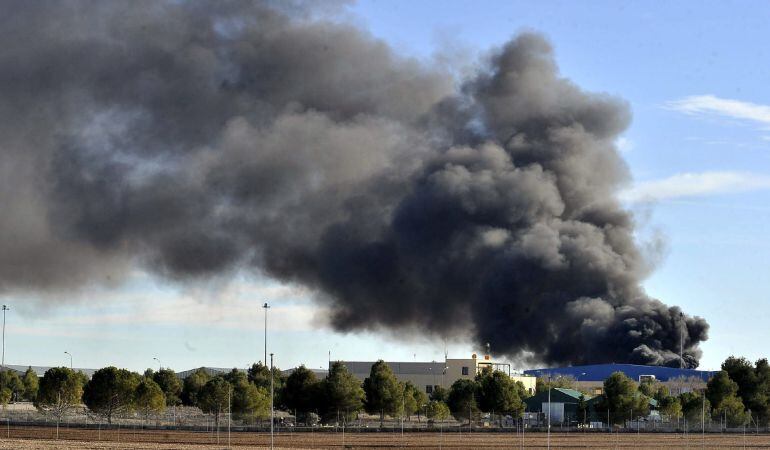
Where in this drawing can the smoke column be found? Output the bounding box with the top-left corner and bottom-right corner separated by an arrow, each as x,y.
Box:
0,0 -> 707,367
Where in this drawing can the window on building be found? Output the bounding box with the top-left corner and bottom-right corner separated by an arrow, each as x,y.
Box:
462,366 -> 469,376
426,385 -> 433,394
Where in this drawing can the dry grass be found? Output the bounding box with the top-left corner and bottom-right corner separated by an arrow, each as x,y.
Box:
1,426 -> 770,448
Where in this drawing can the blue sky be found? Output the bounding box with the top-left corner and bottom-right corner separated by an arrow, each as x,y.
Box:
5,1 -> 770,373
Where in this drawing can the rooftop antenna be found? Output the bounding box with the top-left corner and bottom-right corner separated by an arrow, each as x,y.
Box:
444,338 -> 448,361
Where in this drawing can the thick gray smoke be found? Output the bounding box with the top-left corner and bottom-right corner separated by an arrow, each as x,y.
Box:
0,0 -> 708,367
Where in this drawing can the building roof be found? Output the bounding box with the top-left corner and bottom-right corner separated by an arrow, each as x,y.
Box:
524,364 -> 716,382
2,365 -> 96,378
552,388 -> 586,400
524,388 -> 592,412
338,361 -> 448,376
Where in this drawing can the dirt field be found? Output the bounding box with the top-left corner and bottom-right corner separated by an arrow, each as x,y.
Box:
1,426 -> 770,449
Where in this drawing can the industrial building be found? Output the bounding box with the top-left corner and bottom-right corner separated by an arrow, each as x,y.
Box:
337,354 -> 536,395
524,387 -> 659,425
524,388 -> 588,423
524,363 -> 716,395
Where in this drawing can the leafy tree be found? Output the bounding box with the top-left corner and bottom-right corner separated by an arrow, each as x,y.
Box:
476,370 -> 524,416
447,379 -> 479,423
658,395 -> 682,421
35,367 -> 84,422
0,370 -> 24,401
639,379 -> 669,402
410,383 -> 429,422
722,357 -> 758,404
595,372 -> 649,424
577,394 -> 589,424
750,359 -> 770,423
199,377 -> 231,428
22,367 -> 39,401
363,360 -> 402,426
426,400 -> 450,421
715,394 -> 748,427
0,388 -> 11,406
222,369 -> 248,386
247,362 -> 284,407
536,375 -> 575,394
153,369 -> 182,406
430,385 -> 448,402
320,362 -> 364,423
283,366 -> 321,422
706,371 -> 739,412
134,378 -> 166,422
233,381 -> 270,421
143,368 -> 154,379
401,382 -> 420,420
248,363 -> 271,388
181,368 -> 211,407
83,367 -> 141,424
722,356 -> 770,424
224,370 -> 270,420
679,391 -> 711,425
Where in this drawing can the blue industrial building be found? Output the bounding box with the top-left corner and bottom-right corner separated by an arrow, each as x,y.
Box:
524,364 -> 716,382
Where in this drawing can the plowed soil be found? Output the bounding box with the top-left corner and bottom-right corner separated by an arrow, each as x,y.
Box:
0,426 -> 769,448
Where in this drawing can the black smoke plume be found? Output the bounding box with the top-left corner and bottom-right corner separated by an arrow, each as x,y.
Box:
0,1 -> 708,367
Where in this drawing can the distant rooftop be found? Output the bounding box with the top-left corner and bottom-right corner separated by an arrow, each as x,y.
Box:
525,363 -> 717,382
1,364 -> 97,378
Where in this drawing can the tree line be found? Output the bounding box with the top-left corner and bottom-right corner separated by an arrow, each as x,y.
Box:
4,355 -> 770,428
566,356 -> 770,427
0,360 -> 529,426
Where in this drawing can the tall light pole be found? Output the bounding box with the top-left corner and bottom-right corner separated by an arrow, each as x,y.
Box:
547,376 -> 551,450
270,352 -> 274,450
263,303 -> 270,365
64,351 -> 72,370
153,357 -> 162,371
1,305 -> 8,369
679,312 -> 685,369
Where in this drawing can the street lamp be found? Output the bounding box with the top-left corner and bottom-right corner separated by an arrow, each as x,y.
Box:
1,305 -> 9,369
153,357 -> 162,371
263,303 -> 270,365
64,351 -> 72,370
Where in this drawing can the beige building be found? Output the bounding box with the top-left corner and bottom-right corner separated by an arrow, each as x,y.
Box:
338,354 -> 536,395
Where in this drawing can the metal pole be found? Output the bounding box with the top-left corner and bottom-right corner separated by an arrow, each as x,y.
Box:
680,311 -> 685,369
153,357 -> 162,371
702,388 -> 706,444
270,352 -> 274,450
547,376 -> 551,450
263,303 -> 270,365
64,351 -> 72,370
228,386 -> 231,449
1,305 -> 8,369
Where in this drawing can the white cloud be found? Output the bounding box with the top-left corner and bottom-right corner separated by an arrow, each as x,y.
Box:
665,95 -> 770,128
620,171 -> 770,203
10,278 -> 327,338
616,136 -> 634,153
